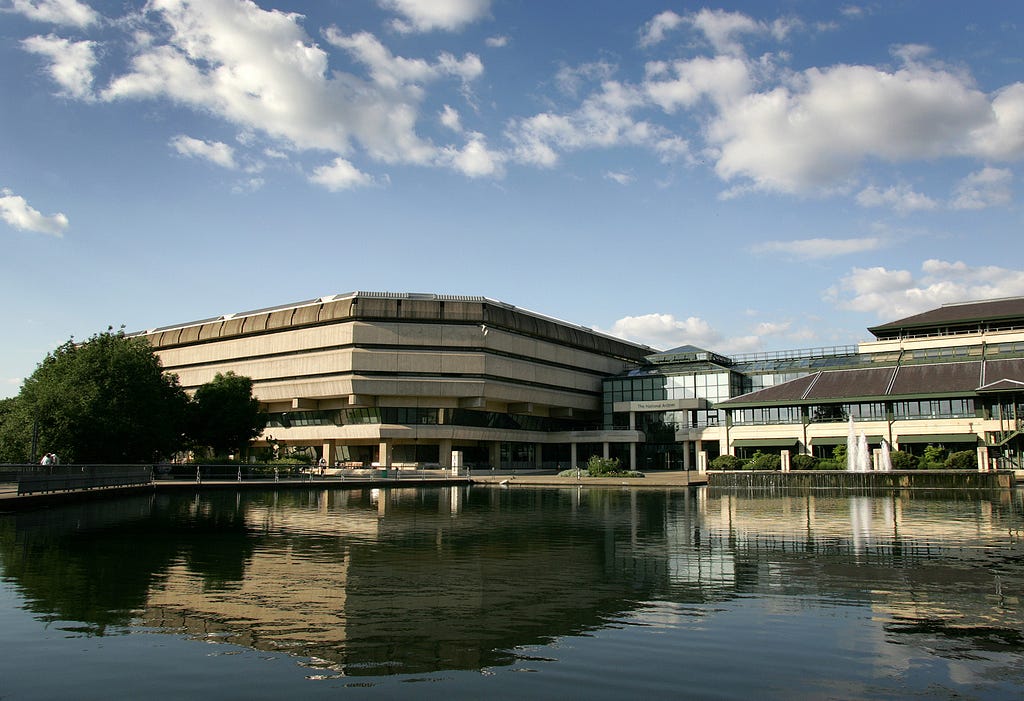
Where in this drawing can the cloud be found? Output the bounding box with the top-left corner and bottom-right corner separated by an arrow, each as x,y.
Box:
507,80 -> 666,167
9,0 -> 98,27
0,188 -> 69,236
752,237 -> 883,259
485,35 -> 508,48
170,135 -> 237,169
379,0 -> 490,34
690,8 -> 764,56
950,167 -> 1013,209
440,132 -> 504,177
856,184 -> 938,213
828,259 -> 1024,319
608,313 -> 721,351
639,10 -> 684,47
308,158 -> 374,191
21,34 -> 96,100
604,171 -> 633,185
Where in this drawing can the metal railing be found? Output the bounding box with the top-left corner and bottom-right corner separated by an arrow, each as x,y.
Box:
16,465 -> 153,495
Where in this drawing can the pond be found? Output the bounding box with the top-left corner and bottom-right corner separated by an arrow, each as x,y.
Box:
1,485 -> 1022,700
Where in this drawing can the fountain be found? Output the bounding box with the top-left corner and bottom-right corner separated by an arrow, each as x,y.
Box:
846,417 -> 871,472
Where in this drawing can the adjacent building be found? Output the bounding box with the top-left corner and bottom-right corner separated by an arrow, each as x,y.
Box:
142,293 -> 1024,472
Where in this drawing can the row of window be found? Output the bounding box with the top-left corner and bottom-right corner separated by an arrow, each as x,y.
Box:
730,399 -> 978,426
266,408 -> 591,432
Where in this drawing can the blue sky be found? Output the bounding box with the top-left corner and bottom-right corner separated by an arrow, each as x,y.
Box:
2,0 -> 1023,398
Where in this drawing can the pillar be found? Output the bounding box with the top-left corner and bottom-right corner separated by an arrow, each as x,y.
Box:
378,439 -> 392,470
439,439 -> 452,468
683,441 -> 692,470
698,450 -> 708,473
571,442 -> 578,469
781,449 -> 791,472
977,445 -> 990,472
602,442 -> 610,459
629,442 -> 636,471
489,442 -> 501,470
535,443 -> 544,468
322,440 -> 336,465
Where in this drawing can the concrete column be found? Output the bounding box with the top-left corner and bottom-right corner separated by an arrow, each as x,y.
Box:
535,443 -> 543,468
439,439 -> 453,468
977,445 -> 990,472
629,442 -> 636,471
629,412 -> 636,430
602,442 -> 610,459
571,442 -> 578,469
322,440 -> 336,464
683,442 -> 692,470
781,449 -> 791,472
378,440 -> 392,470
489,442 -> 501,470
697,450 -> 708,473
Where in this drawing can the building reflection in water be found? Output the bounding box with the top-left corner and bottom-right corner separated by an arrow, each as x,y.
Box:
0,485 -> 1020,677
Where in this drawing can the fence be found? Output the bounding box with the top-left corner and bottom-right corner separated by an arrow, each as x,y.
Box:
16,465 -> 153,495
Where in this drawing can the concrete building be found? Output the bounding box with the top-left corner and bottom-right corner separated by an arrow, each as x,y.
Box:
142,294 -> 1024,472
141,292 -> 652,470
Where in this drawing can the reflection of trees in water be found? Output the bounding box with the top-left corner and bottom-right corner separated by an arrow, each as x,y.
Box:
0,486 -> 1021,675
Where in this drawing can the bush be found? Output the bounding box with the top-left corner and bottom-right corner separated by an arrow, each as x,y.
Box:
790,454 -> 818,471
746,451 -> 781,471
710,454 -> 743,471
923,444 -> 948,465
815,459 -> 844,470
944,450 -> 976,470
889,450 -> 916,470
587,456 -> 620,476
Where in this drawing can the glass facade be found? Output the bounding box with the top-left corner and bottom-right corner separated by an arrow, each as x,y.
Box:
893,399 -> 977,419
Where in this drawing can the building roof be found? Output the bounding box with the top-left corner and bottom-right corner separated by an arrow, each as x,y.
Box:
720,357 -> 1024,407
868,297 -> 1024,338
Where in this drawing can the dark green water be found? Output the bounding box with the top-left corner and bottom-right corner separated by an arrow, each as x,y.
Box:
1,485 -> 1022,700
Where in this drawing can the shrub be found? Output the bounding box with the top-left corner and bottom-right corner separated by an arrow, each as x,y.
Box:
889,450 -> 916,470
587,456 -> 621,476
710,454 -> 743,471
923,444 -> 948,465
746,451 -> 781,471
790,454 -> 818,471
815,459 -> 843,470
944,450 -> 976,470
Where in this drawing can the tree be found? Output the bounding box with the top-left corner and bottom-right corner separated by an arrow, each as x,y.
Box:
187,372 -> 265,458
0,329 -> 188,463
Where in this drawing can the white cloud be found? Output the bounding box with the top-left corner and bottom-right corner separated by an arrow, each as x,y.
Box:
10,0 -> 98,27
170,135 -> 237,169
21,34 -> 96,100
507,80 -> 666,167
950,167 -> 1013,210
485,35 -> 508,48
0,188 -> 69,236
608,313 -> 721,351
752,237 -> 883,259
639,10 -> 684,47
440,132 -> 504,177
379,0 -> 490,33
604,171 -> 633,185
690,8 -> 763,56
709,59 -> 995,194
829,260 -> 1024,319
644,55 -> 751,112
81,1 -> 493,175
439,104 -> 462,132
856,184 -> 938,213
308,158 -> 374,191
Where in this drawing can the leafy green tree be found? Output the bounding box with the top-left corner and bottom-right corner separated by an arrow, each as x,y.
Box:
944,450 -> 976,470
187,372 -> 265,458
0,329 -> 188,463
790,453 -> 818,471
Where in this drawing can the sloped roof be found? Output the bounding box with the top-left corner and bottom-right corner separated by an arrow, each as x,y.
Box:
868,297 -> 1024,337
722,358 -> 1024,407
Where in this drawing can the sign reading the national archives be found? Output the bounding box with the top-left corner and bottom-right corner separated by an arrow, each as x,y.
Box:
614,399 -> 708,412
